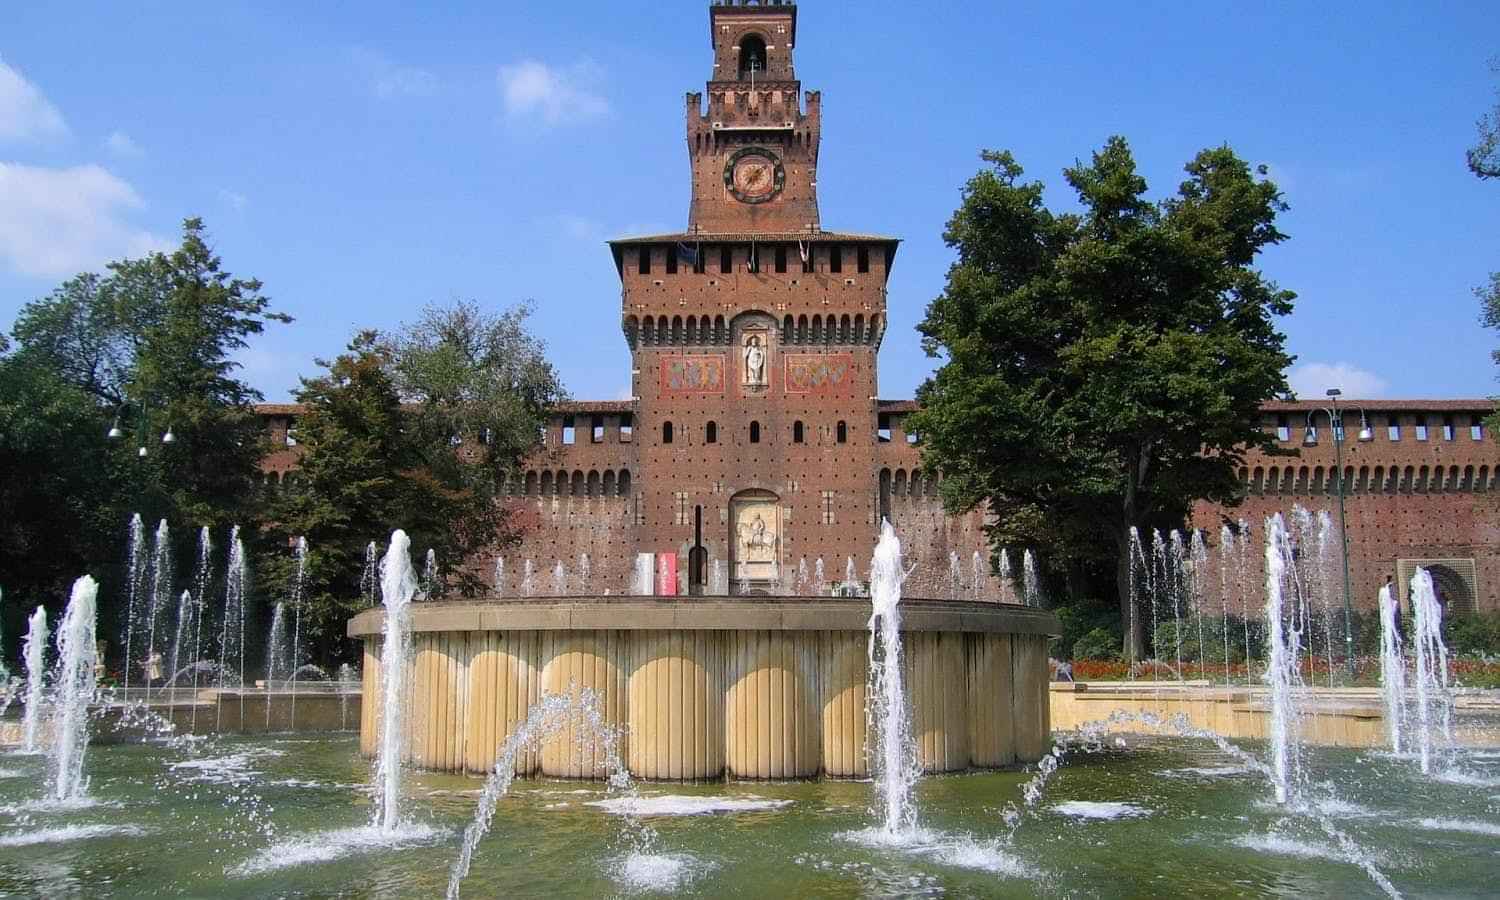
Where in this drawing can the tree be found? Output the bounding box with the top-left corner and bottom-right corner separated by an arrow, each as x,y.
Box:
1469,59 -> 1500,180
11,218 -> 289,532
1470,62 -> 1500,428
6,218 -> 288,669
910,139 -> 1294,660
1481,273 -> 1500,430
0,344 -> 125,652
272,303 -> 563,662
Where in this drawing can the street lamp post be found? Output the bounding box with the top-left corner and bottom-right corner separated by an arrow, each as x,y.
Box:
1305,388 -> 1371,679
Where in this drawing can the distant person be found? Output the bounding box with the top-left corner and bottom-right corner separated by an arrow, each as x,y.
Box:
143,651 -> 163,687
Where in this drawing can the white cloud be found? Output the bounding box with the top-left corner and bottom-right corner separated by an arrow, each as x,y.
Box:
0,58 -> 68,143
349,49 -> 438,99
1287,361 -> 1389,399
219,188 -> 248,211
103,130 -> 143,157
0,162 -> 168,278
498,59 -> 608,128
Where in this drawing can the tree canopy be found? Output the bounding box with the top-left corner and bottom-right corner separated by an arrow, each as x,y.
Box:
269,303 -> 564,656
910,138 -> 1294,659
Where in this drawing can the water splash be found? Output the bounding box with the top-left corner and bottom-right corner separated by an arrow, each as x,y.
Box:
288,536 -> 308,729
1410,567 -> 1452,776
492,556 -> 505,595
144,519 -> 172,696
218,527 -> 249,731
866,519 -> 918,836
22,606 -> 48,752
1377,583 -> 1407,755
1263,513 -> 1303,805
633,554 -> 653,596
360,541 -> 379,607
552,561 -> 567,597
123,514 -> 147,695
48,576 -> 99,803
373,530 -> 418,833
971,550 -> 984,601
446,688 -> 638,899
1021,549 -> 1041,608
421,549 -> 439,599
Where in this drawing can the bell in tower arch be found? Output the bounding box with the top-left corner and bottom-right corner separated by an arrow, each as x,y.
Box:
737,35 -> 767,80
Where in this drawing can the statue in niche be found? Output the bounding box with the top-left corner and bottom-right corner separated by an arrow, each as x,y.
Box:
742,333 -> 767,388
737,511 -> 776,561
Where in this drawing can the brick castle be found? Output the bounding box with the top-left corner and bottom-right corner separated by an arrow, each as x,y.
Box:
258,1 -> 1500,613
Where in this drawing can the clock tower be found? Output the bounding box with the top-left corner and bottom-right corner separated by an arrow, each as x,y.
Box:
605,0 -> 906,596
687,1 -> 819,234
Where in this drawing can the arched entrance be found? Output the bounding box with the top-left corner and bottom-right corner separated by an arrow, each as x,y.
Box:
730,489 -> 780,595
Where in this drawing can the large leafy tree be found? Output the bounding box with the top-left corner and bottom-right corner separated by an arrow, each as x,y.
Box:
271,303 -> 563,662
5,219 -> 288,664
910,139 -> 1294,659
12,218 -> 289,531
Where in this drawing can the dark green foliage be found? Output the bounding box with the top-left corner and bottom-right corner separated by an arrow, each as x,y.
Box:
911,139 -> 1295,659
1152,617 -> 1261,665
1072,628 -> 1120,662
1445,612 -> 1500,657
269,303 -> 563,664
1051,597 -> 1120,661
4,219 -> 287,666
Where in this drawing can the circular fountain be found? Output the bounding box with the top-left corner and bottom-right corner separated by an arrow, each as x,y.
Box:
347,590 -> 1060,780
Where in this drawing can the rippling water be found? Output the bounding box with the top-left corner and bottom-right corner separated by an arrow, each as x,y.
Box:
0,733 -> 1495,897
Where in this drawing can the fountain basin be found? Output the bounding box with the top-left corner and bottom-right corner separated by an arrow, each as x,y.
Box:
347,597 -> 1059,780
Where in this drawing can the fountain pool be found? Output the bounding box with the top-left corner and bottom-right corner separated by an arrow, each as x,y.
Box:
0,732 -> 1497,896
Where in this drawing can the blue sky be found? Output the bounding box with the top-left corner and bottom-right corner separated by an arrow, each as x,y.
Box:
2,1 -> 1497,403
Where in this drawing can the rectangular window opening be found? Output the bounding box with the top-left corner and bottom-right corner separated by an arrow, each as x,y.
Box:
638,248 -> 651,275
1442,417 -> 1455,441
693,246 -> 706,274
1276,415 -> 1290,442
1472,423 -> 1485,441
562,416 -> 576,445
857,245 -> 870,274
877,414 -> 891,443
1388,420 -> 1401,441
801,244 -> 813,273
1416,423 -> 1429,441
775,245 -> 787,273
829,245 -> 842,274
720,245 -> 733,273
591,415 -> 605,443
665,245 -> 678,274
619,413 -> 633,443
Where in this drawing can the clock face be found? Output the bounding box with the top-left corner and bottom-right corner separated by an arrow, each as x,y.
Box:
724,148 -> 785,204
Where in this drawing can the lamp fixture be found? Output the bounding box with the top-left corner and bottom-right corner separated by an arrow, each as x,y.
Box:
162,426 -> 176,444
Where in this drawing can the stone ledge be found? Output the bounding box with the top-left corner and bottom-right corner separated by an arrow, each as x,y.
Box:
348,597 -> 1060,638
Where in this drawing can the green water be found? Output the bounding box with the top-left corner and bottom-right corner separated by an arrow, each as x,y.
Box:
0,733 -> 1496,898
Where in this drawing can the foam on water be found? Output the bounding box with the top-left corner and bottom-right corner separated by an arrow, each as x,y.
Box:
169,749 -> 283,783
1415,818 -> 1500,837
229,823 -> 444,876
1232,833 -> 1346,862
837,826 -> 1034,878
608,851 -> 713,893
0,824 -> 148,847
1157,766 -> 1252,779
1430,768 -> 1500,788
0,768 -> 26,779
1051,801 -> 1151,820
586,795 -> 791,817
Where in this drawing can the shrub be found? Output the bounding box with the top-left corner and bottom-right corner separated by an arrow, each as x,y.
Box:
1445,612 -> 1500,657
1073,627 -> 1119,661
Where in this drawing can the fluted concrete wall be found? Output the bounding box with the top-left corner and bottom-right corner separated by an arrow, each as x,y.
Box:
361,625 -> 1054,780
